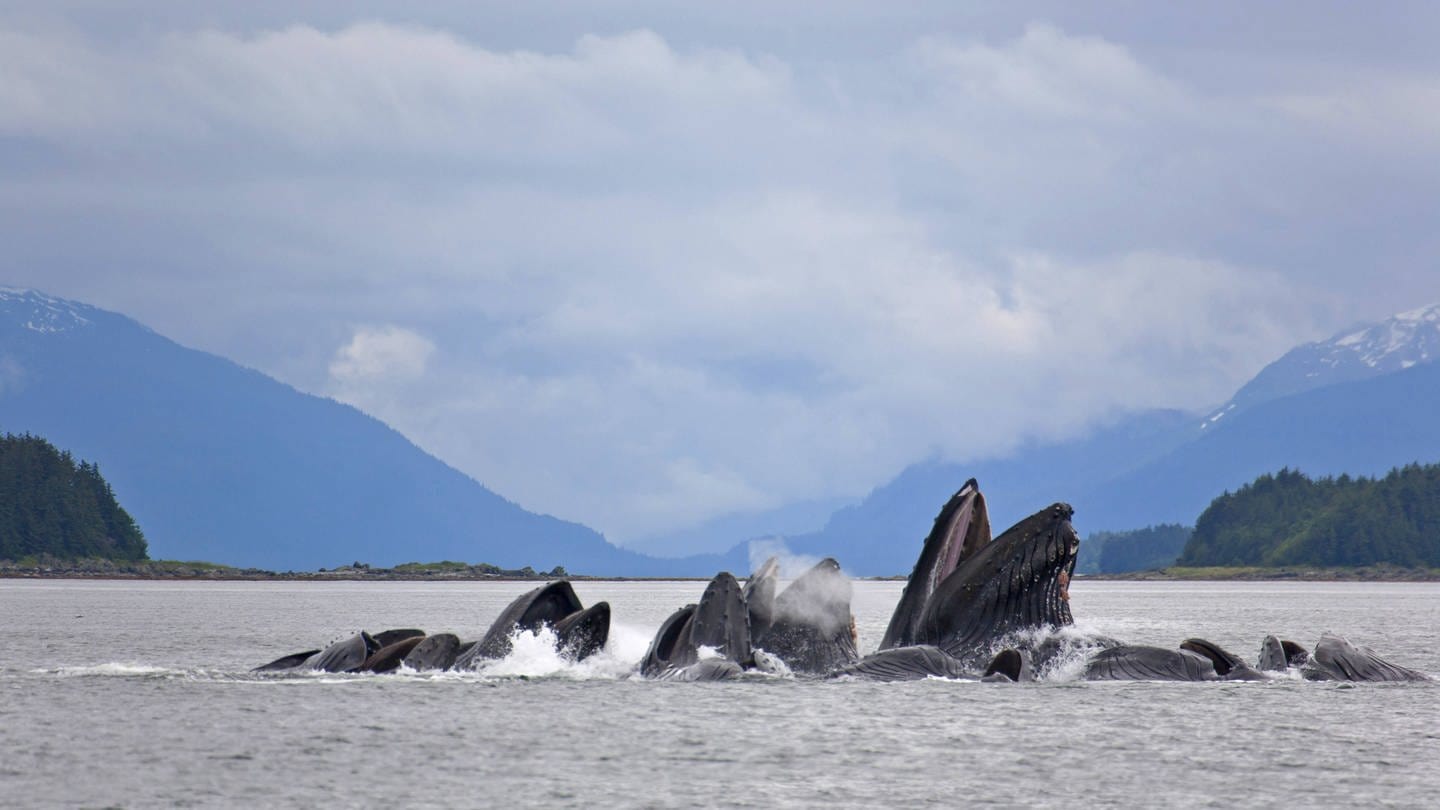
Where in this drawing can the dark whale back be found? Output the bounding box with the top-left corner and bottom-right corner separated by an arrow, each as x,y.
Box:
881,480 -> 991,650
920,503 -> 1079,663
372,629 -> 425,648
982,648 -> 1031,682
1307,634 -> 1430,682
252,650 -> 321,672
554,602 -> 611,661
403,633 -> 461,671
310,632 -> 379,673
640,604 -> 698,678
1083,645 -> 1217,681
362,635 -> 427,673
464,580 -> 586,664
830,646 -> 969,682
754,558 -> 859,674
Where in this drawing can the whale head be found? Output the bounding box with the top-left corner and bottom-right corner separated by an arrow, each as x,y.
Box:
914,501 -> 1079,664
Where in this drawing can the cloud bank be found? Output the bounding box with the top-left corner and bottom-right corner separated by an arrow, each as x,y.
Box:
2,9 -> 1436,544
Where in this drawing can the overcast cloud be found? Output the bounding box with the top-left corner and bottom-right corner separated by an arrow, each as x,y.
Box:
2,3 -> 1438,545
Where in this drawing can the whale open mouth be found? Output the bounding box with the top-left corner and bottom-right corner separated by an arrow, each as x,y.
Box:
879,480 -> 1080,665
1180,639 -> 1238,676
879,479 -> 991,650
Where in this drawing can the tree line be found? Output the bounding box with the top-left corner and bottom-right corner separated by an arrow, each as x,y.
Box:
1179,464 -> 1440,568
1082,524 -> 1192,573
0,433 -> 147,561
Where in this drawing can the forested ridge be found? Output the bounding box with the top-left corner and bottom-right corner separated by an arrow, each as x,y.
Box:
1081,524 -> 1191,573
0,433 -> 147,561
1179,464 -> 1440,567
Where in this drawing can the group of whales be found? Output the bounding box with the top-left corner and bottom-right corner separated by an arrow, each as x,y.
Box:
255,479 -> 1431,684
252,580 -> 610,673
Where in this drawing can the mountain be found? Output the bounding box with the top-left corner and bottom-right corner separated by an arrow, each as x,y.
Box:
1078,357 -> 1440,530
784,303 -> 1440,575
1199,303 -> 1440,431
0,288 -> 663,574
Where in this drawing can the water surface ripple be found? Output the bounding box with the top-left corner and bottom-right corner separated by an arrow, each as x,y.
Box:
3,580 -> 1437,807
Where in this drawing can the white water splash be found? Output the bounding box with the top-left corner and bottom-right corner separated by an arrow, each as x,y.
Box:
471,621 -> 653,680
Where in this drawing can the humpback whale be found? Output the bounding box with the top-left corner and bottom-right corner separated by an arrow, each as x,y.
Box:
308,632 -> 380,673
451,580 -> 612,669
639,573 -> 751,681
637,557 -> 862,679
831,483 -> 1080,681
554,603 -> 611,661
830,645 -> 971,682
1083,645 -> 1219,681
402,633 -> 462,671
914,502 -> 1078,663
1256,635 -> 1311,672
362,634 -> 428,673
252,649 -> 320,672
372,628 -> 425,647
639,604 -> 700,678
749,557 -> 860,674
251,580 -> 610,673
822,482 -> 1082,681
981,648 -> 1033,683
253,628 -> 427,673
455,581 -> 586,667
1304,634 -> 1431,682
878,486 -> 1078,665
689,572 -> 750,663
1179,638 -> 1267,681
1076,633 -> 1432,683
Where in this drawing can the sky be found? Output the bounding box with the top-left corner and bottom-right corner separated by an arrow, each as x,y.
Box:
3,2 -> 1439,548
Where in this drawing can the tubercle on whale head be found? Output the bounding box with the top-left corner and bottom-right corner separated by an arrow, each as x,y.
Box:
1055,513 -> 1078,602
1017,505 -> 1078,630
1059,514 -> 1079,614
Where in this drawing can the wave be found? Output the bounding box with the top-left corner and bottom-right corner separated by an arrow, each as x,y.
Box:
41,662 -> 182,678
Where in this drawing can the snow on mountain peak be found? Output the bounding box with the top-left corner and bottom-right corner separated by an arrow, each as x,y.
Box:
1323,302 -> 1440,370
1199,301 -> 1440,430
0,287 -> 95,334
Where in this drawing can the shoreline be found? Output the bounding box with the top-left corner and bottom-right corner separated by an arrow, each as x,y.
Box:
1077,565 -> 1440,583
0,559 -> 706,582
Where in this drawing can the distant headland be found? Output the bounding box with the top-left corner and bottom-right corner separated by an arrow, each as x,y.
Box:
0,557 -> 622,582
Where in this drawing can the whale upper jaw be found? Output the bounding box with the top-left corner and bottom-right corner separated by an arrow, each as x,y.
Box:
880,479 -> 992,651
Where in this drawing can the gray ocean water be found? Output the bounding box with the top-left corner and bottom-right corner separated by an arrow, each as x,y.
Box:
2,579 -> 1437,808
